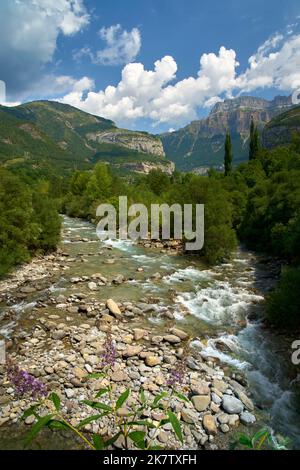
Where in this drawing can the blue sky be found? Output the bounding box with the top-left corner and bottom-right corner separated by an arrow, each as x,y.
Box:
0,0 -> 300,132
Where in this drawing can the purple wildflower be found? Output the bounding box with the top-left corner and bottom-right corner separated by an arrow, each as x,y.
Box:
100,331 -> 117,367
167,360 -> 186,387
6,359 -> 47,398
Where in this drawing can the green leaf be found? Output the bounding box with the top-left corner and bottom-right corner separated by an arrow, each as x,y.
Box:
167,410 -> 183,444
24,414 -> 53,449
252,428 -> 269,449
48,420 -> 70,431
82,400 -> 112,412
140,389 -> 146,404
151,392 -> 168,407
95,388 -> 110,399
148,445 -> 164,450
50,392 -> 61,411
238,434 -> 253,449
87,373 -> 104,380
104,431 -> 122,447
116,388 -> 130,410
77,414 -> 105,429
22,405 -> 40,420
126,420 -> 156,429
173,391 -> 190,403
92,434 -> 105,450
129,431 -> 146,450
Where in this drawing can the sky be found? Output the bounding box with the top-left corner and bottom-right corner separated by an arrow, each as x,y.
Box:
0,0 -> 300,133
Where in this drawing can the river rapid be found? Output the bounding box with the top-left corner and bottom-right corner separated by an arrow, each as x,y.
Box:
0,215 -> 299,448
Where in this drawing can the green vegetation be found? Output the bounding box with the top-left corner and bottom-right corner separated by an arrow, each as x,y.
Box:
63,163 -> 237,264
224,131 -> 233,175
0,168 -> 61,277
0,101 -> 167,176
0,102 -> 299,328
249,118 -> 260,160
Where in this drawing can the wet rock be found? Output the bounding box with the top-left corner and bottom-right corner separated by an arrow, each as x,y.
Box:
163,334 -> 181,344
51,330 -> 68,340
20,286 -> 36,294
203,414 -> 217,435
88,282 -> 98,291
169,327 -> 189,340
112,274 -> 125,285
106,299 -> 122,319
240,411 -> 256,425
222,395 -> 244,414
191,395 -> 211,412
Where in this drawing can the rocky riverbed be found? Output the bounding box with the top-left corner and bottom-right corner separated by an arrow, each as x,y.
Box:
0,216 -> 299,449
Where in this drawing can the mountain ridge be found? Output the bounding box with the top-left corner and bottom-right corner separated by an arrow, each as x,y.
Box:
0,100 -> 167,175
160,95 -> 294,171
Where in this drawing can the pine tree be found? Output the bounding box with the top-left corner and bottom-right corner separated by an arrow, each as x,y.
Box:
249,118 -> 260,160
224,131 -> 233,176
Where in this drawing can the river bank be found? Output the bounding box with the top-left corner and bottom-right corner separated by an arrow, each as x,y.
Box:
0,216 -> 299,449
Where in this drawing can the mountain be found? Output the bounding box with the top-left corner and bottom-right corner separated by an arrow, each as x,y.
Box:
161,95 -> 293,171
0,100 -> 171,175
262,106 -> 300,149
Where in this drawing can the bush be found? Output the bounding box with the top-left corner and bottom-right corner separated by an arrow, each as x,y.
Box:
266,266 -> 300,328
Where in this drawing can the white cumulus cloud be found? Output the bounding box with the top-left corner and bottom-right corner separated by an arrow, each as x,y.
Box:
74,24 -> 142,66
60,31 -> 300,129
0,0 -> 90,99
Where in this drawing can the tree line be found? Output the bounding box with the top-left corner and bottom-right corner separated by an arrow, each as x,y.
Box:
0,118 -> 299,328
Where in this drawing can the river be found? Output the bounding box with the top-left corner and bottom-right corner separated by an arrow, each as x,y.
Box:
0,215 -> 299,448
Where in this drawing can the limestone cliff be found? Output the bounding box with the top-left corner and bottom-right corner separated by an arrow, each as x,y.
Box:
87,129 -> 165,157
161,95 -> 294,171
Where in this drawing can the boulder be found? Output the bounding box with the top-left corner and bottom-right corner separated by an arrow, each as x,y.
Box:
106,299 -> 122,319
191,395 -> 211,412
203,414 -> 217,435
163,334 -> 181,344
222,395 -> 244,414
169,327 -> 189,340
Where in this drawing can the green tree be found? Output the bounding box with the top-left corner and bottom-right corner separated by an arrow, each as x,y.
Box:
249,118 -> 260,160
224,131 -> 233,176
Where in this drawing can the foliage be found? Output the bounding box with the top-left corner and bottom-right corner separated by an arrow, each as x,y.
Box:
224,131 -> 233,176
0,168 -> 61,277
21,374 -> 189,451
233,428 -> 290,450
249,118 -> 260,160
266,266 -> 300,328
